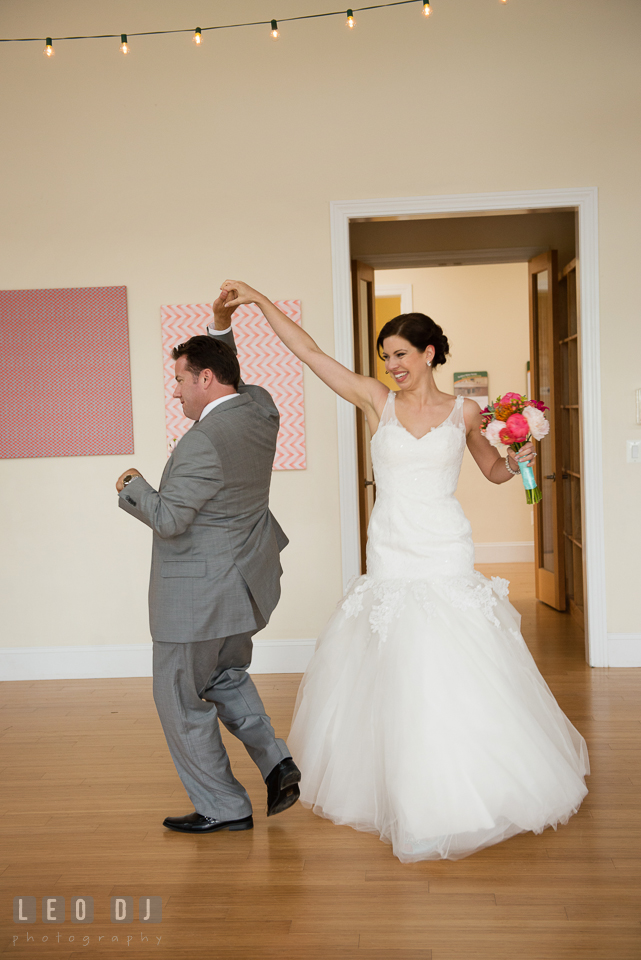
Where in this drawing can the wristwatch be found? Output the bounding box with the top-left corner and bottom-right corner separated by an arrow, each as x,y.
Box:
122,474 -> 137,486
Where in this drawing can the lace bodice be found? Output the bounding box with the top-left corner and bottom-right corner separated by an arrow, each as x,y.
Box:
366,392 -> 474,581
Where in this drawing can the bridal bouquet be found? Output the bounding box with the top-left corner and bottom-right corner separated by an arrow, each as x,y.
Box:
480,393 -> 549,504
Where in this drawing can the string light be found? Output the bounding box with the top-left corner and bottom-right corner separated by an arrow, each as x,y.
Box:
346,9 -> 356,28
422,2 -> 432,17
3,3 -> 439,56
120,34 -> 129,54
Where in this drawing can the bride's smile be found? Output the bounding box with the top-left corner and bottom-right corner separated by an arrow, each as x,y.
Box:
381,336 -> 429,389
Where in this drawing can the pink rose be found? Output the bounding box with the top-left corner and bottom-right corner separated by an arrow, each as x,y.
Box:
499,413 -> 530,444
500,392 -> 523,404
523,405 -> 549,441
483,419 -> 505,447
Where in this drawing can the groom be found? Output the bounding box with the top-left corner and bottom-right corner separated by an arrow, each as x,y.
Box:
115,294 -> 300,834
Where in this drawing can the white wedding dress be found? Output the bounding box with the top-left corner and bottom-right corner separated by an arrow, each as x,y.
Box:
289,391 -> 589,862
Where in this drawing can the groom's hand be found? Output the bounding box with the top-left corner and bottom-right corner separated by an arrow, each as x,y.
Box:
116,468 -> 143,493
212,291 -> 237,330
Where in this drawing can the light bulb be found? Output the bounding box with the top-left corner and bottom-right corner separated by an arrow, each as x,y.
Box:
193,27 -> 202,45
120,34 -> 129,54
422,1 -> 432,16
346,9 -> 355,28
43,37 -> 54,57
270,19 -> 280,40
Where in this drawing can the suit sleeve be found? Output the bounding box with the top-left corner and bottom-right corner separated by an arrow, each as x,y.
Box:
207,325 -> 247,388
117,429 -> 223,539
207,326 -> 238,355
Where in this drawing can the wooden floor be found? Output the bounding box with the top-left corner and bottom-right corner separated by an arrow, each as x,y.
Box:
1,563 -> 640,959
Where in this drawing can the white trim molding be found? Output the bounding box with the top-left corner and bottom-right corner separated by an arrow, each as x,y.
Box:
250,638 -> 315,674
0,640 -> 315,681
330,188 -> 607,667
374,283 -> 413,313
474,542 -> 535,564
607,635 -> 641,668
366,246 -> 545,270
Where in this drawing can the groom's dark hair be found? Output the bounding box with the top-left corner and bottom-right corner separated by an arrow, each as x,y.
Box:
173,335 -> 241,390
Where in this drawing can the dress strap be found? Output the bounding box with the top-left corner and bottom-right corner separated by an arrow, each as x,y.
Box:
378,390 -> 398,427
450,395 -> 467,430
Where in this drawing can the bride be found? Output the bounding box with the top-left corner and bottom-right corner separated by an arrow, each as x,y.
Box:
219,280 -> 589,863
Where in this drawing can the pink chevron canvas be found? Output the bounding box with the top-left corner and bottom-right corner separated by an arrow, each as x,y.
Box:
161,302 -> 306,470
0,285 -> 133,459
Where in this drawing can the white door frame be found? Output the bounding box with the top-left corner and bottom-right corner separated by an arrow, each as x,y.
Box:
329,188 -> 607,667
374,283 -> 413,314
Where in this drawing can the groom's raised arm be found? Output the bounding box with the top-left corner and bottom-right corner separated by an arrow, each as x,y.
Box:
118,430 -> 223,539
207,323 -> 237,356
207,292 -> 239,353
206,290 -> 279,420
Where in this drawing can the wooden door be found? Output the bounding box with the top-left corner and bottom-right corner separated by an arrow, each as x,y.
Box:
351,260 -> 377,572
558,259 -> 585,629
528,251 -> 566,610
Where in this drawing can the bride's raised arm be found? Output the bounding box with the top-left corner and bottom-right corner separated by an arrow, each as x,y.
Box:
220,280 -> 388,418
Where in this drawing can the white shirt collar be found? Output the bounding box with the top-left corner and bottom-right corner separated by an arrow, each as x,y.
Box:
199,393 -> 240,422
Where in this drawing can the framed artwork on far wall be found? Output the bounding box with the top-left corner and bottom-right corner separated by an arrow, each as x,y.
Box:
453,371 -> 489,410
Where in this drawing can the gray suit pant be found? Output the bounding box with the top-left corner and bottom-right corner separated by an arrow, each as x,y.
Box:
152,633 -> 290,821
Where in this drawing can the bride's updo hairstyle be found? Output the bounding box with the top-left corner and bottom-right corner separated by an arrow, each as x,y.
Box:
376,313 -> 450,368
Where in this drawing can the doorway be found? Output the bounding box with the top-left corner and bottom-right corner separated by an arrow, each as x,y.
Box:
330,189 -> 606,666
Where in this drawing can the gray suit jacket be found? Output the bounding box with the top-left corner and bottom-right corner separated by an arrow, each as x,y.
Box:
119,337 -> 287,643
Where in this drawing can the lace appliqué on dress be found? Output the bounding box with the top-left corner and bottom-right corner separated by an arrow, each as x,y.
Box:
340,572 -> 508,642
490,576 -> 510,600
341,578 -> 436,646
434,574 -> 510,629
369,581 -> 407,644
340,576 -> 371,618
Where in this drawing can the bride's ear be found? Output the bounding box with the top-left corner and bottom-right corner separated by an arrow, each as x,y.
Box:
426,346 -> 435,368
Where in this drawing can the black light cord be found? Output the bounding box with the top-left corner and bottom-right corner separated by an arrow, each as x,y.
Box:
0,0 -> 422,44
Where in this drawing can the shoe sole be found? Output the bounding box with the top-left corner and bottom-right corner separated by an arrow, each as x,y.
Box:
164,817 -> 254,834
267,783 -> 300,817
279,767 -> 302,790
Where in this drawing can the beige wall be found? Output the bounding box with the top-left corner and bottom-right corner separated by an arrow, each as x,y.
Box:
376,264 -> 533,544
0,0 -> 639,650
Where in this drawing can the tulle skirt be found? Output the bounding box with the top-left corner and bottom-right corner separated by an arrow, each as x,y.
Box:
288,574 -> 589,862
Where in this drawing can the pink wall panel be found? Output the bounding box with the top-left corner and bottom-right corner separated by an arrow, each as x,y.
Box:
161,302 -> 306,470
0,286 -> 133,459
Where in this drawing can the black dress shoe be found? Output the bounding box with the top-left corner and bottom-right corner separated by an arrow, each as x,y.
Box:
162,812 -> 253,834
265,758 -> 301,817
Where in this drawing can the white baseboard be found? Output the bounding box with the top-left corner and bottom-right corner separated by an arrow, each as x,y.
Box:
249,638 -> 316,674
0,639 -> 316,682
474,541 -> 534,563
0,644 -> 154,681
607,634 -> 641,668
4,632 -> 641,679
